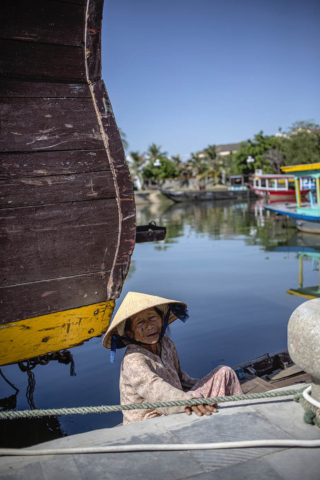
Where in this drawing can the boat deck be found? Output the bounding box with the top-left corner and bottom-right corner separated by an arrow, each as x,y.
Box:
1,384 -> 319,480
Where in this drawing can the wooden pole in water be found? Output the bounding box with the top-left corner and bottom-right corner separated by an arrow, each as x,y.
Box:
299,257 -> 303,288
295,178 -> 301,207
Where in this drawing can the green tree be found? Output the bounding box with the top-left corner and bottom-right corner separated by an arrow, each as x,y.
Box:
189,151 -> 212,186
145,143 -> 168,161
234,131 -> 284,174
288,120 -> 320,133
281,120 -> 320,165
203,144 -> 217,162
142,144 -> 176,183
142,157 -> 178,181
282,131 -> 320,165
171,154 -> 182,167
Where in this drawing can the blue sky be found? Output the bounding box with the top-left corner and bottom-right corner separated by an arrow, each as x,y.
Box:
101,0 -> 320,157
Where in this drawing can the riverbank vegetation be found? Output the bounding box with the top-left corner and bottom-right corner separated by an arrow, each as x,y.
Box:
123,120 -> 320,188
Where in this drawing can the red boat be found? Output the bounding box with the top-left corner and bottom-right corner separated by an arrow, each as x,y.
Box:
250,173 -> 310,199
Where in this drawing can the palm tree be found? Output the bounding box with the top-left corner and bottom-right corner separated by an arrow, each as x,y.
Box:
171,154 -> 182,167
171,155 -> 184,177
189,152 -> 212,186
145,143 -> 168,161
203,144 -> 217,162
119,128 -> 129,151
203,144 -> 222,183
126,151 -> 145,189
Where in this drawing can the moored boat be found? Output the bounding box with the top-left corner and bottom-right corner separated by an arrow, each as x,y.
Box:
250,173 -> 310,199
161,188 -> 254,203
233,349 -> 311,393
265,163 -> 320,233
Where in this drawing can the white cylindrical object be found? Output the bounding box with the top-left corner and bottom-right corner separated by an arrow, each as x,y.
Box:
1,439 -> 320,456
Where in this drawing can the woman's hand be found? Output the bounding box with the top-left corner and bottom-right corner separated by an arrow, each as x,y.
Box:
185,402 -> 218,416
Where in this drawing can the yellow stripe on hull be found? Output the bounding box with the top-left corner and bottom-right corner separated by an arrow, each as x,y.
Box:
0,301 -> 115,367
286,289 -> 317,300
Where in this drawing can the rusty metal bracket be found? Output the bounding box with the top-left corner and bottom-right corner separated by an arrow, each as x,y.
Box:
135,222 -> 166,243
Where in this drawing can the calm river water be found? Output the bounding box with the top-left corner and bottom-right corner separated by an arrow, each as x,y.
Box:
1,198 -> 320,447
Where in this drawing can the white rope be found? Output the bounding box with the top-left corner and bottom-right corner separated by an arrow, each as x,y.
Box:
303,386 -> 320,409
1,439 -> 320,456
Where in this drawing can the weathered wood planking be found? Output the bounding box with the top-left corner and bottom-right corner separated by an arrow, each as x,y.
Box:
0,79 -> 91,98
0,40 -> 86,82
0,150 -> 110,178
0,0 -> 136,325
91,81 -> 134,201
1,0 -> 85,46
0,273 -> 112,324
89,79 -> 136,297
0,171 -> 116,208
109,199 -> 136,298
54,0 -> 87,5
0,98 -> 103,152
86,0 -> 104,83
1,199 -> 119,286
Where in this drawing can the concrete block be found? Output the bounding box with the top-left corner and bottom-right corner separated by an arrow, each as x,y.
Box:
73,431 -> 205,480
262,447 -> 320,480
169,410 -> 291,471
185,458 -> 283,480
40,455 -> 81,480
251,400 -> 320,440
0,460 -> 44,480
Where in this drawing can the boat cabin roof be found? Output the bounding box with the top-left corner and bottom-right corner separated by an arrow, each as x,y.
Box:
282,163 -> 320,175
253,174 -> 294,179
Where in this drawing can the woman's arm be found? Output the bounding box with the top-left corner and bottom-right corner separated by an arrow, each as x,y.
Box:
122,353 -> 193,415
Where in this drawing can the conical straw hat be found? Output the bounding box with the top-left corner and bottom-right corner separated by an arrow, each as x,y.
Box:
102,292 -> 187,349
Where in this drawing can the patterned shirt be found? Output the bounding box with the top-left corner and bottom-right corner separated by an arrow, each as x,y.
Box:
120,336 -> 199,424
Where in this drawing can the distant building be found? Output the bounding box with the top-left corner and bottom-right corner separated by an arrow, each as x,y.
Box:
275,128 -> 320,138
216,142 -> 241,157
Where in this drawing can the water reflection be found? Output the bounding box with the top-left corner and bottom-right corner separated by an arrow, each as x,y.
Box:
136,198 -> 292,246
266,231 -> 320,300
2,198 -> 320,447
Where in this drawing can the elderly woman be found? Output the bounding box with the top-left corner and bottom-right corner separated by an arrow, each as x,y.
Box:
103,292 -> 243,425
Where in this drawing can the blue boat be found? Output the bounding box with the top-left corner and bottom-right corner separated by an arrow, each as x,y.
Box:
265,163 -> 320,233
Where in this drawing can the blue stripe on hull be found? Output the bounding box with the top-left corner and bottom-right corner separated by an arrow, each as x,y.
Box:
264,206 -> 320,222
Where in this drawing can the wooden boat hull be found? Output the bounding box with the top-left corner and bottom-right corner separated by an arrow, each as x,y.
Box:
0,0 -> 136,326
289,216 -> 320,233
233,349 -> 311,393
251,187 -> 309,199
265,203 -> 320,234
161,189 -> 254,203
0,301 -> 115,367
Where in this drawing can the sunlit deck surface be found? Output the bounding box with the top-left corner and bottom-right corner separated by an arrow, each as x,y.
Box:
1,384 -> 319,480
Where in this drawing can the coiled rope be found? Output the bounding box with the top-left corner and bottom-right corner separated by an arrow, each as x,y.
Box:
0,387 -> 304,420
294,388 -> 320,428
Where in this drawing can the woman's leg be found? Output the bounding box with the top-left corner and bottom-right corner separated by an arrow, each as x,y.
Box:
190,366 -> 243,398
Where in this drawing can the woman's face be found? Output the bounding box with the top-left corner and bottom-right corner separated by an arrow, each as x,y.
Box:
127,307 -> 163,344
